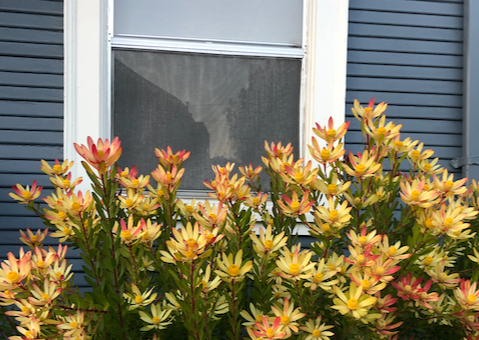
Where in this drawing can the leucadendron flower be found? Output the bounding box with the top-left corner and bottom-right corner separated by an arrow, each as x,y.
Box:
215,249 -> 252,283
74,136 -> 122,174
332,283 -> 378,322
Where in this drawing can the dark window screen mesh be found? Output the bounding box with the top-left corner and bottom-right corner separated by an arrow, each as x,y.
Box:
112,49 -> 301,190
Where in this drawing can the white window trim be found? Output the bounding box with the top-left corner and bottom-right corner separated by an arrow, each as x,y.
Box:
64,0 -> 350,209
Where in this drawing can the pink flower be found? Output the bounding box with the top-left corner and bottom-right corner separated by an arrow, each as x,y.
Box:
74,136 -> 122,174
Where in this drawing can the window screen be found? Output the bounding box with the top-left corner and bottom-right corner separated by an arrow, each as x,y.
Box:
112,49 -> 301,190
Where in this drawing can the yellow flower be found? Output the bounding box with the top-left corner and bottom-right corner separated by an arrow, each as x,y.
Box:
57,310 -> 85,337
364,115 -> 401,145
123,284 -> 157,310
29,279 -> 62,307
418,157 -> 443,175
391,136 -> 418,154
198,266 -> 221,293
315,198 -> 352,229
50,173 -> 83,191
250,225 -> 287,257
41,158 -> 73,176
431,202 -> 475,236
240,303 -> 268,327
134,197 -> 160,217
112,216 -> 142,244
118,189 -> 145,210
276,245 -> 315,280
315,174 -> 351,198
377,235 -> 410,261
309,138 -> 346,164
215,250 -> 252,283
304,259 -> 338,291
280,160 -> 319,186
264,141 -> 294,159
332,283 -> 377,321
193,200 -> 228,230
300,316 -> 335,340
245,192 -> 269,211
408,142 -> 434,164
433,169 -> 468,197
139,304 -> 172,331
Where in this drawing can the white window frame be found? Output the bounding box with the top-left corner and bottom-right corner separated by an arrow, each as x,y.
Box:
64,0 -> 349,195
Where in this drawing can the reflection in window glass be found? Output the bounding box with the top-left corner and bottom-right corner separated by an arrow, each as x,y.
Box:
113,49 -> 301,190
114,0 -> 303,47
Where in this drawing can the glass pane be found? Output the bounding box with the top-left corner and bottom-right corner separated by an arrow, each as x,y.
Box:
114,0 -> 303,46
113,49 -> 301,190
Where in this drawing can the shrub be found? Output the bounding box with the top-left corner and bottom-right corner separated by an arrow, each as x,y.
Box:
4,99 -> 479,340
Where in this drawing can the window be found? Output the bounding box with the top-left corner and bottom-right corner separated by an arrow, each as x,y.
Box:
64,0 -> 350,192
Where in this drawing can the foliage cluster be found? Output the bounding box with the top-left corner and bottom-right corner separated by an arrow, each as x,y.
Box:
4,99 -> 479,340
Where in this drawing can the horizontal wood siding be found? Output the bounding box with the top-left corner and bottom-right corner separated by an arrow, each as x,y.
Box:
345,0 -> 464,175
0,0 -> 70,276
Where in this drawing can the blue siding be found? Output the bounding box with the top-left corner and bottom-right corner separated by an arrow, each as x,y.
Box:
0,0 -> 65,267
345,0 -> 464,175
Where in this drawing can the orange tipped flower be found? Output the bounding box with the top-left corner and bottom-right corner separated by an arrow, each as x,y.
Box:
10,180 -> 43,204
113,216 -> 142,244
41,159 -> 73,176
277,191 -> 314,217
19,228 -> 48,248
313,117 -> 350,144
155,146 -> 190,168
264,141 -> 294,159
309,138 -> 345,164
280,160 -> 318,186
151,164 -> 184,190
249,316 -> 286,340
399,178 -> 440,208
343,151 -> 382,178
351,98 -> 387,122
364,115 -> 402,145
74,136 -> 122,173
455,279 -> 479,311
0,251 -> 32,290
239,164 -> 262,182
270,298 -> 305,336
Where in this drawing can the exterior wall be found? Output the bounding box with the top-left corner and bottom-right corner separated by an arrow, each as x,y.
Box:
345,0 -> 464,175
0,1 -> 64,255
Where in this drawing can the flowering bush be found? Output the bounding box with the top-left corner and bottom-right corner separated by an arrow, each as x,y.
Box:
4,98 -> 479,340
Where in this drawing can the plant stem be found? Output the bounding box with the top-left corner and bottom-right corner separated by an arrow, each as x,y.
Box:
189,262 -> 200,340
231,281 -> 238,340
